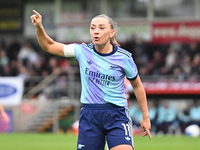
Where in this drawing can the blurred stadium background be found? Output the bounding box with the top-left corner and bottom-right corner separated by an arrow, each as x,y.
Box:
0,0 -> 200,149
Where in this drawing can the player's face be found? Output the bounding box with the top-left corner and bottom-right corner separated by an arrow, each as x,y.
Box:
90,17 -> 114,46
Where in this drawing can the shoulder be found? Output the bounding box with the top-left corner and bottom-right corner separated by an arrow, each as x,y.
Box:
74,43 -> 93,53
78,43 -> 94,50
74,43 -> 94,59
115,46 -> 132,58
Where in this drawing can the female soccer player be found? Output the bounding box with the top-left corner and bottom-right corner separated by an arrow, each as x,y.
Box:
31,10 -> 151,150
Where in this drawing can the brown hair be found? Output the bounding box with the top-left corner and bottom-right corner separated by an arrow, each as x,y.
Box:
93,14 -> 120,47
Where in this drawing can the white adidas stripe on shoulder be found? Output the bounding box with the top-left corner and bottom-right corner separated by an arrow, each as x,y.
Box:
117,47 -> 132,57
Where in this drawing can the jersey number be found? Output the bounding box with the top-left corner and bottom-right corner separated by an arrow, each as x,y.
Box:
122,123 -> 131,137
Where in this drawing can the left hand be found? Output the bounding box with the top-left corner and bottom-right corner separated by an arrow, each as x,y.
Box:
140,117 -> 152,139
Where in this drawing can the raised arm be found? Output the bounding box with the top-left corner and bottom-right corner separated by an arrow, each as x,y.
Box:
130,75 -> 152,139
30,10 -> 64,57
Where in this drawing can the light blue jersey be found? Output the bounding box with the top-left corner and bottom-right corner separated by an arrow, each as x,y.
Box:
73,43 -> 138,107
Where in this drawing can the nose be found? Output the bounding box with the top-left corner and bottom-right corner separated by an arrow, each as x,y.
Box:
94,28 -> 99,34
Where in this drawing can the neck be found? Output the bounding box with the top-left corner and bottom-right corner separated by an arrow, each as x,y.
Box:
95,42 -> 113,54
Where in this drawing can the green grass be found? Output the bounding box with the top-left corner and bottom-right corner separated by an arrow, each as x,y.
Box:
134,135 -> 200,150
0,133 -> 199,150
0,133 -> 77,150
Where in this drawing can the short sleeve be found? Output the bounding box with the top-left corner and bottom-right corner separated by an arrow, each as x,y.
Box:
74,44 -> 84,60
124,57 -> 138,80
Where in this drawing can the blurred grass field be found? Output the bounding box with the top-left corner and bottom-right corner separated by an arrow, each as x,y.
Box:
0,133 -> 199,150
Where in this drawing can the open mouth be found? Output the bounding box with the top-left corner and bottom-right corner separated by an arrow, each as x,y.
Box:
94,37 -> 99,41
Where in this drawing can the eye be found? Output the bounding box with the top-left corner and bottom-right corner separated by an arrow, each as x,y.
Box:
90,27 -> 94,30
100,27 -> 104,30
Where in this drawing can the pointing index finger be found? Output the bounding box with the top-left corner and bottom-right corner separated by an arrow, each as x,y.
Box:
33,10 -> 41,17
146,130 -> 152,139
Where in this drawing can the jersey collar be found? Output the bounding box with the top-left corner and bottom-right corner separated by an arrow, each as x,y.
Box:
93,44 -> 117,56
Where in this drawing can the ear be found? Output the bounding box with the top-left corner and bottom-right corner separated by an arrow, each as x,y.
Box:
110,29 -> 115,38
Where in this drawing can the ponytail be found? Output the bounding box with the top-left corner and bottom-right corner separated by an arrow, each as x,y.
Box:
111,35 -> 120,47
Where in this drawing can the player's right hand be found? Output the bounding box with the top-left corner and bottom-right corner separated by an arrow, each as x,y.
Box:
30,10 -> 42,28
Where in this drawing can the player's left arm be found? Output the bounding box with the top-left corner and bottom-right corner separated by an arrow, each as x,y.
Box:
130,75 -> 152,139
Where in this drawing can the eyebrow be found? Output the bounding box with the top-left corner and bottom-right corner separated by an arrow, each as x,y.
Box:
91,24 -> 106,26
